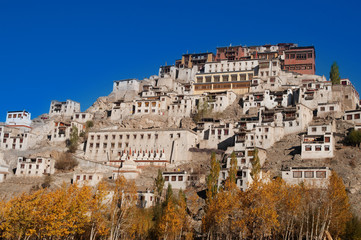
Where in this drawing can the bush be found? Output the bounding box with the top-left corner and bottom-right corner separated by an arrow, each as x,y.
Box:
41,175 -> 53,188
345,129 -> 361,147
55,152 -> 78,171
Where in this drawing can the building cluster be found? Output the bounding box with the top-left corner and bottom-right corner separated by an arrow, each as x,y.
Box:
1,42 -> 360,203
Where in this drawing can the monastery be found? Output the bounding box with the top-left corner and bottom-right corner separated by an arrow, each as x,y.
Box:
1,42 -> 360,198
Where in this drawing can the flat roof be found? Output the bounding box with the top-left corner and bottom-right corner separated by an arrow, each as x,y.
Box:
7,110 -> 30,113
89,128 -> 197,135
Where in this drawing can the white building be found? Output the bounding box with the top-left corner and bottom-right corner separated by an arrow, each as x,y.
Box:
197,121 -> 235,149
199,91 -> 237,113
343,110 -> 361,124
15,157 -> 55,176
71,112 -> 94,124
242,89 -> 297,114
219,167 -> 254,192
72,172 -> 103,187
163,170 -> 188,190
49,121 -> 72,142
85,128 -> 198,164
49,100 -> 81,117
204,59 -> 259,73
137,190 -> 155,208
0,125 -> 33,150
317,102 -> 342,118
0,152 -> 9,182
282,167 -> 331,188
5,111 -> 32,129
301,121 -> 335,159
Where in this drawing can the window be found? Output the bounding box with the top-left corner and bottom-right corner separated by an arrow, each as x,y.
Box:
305,145 -> 312,151
133,134 -> 137,139
325,137 -> 330,143
293,171 -> 302,178
38,159 -> 42,163
148,134 -> 151,139
165,176 -> 169,181
322,127 -> 327,132
119,135 -> 123,139
315,145 -> 322,151
126,135 -> 130,139
304,171 -> 314,178
112,135 -> 116,140
77,175 -> 80,180
178,176 -> 183,181
89,175 -> 93,180
155,134 -> 158,139
105,135 -> 108,140
355,114 -> 360,119
330,106 -> 334,111
20,164 -> 25,169
320,107 -> 325,111
103,143 -> 107,148
312,127 -> 317,132
325,145 -> 330,151
316,171 -> 326,178
347,115 -> 352,120
171,176 -> 176,181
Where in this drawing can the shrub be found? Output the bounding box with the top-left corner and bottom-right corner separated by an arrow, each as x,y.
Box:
345,129 -> 361,147
55,152 -> 78,171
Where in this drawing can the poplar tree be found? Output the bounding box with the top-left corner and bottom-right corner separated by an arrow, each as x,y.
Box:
330,62 -> 341,85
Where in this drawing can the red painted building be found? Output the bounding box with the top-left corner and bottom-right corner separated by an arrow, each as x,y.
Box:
215,45 -> 246,61
283,46 -> 315,75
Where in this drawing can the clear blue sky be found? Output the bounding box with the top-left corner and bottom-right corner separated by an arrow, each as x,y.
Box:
1,0 -> 360,122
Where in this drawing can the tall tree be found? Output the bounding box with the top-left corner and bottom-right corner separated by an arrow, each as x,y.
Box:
251,148 -> 261,178
206,152 -> 220,203
154,169 -> 165,203
330,62 -> 341,85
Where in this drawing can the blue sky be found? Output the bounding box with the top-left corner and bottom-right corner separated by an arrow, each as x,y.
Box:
1,0 -> 360,122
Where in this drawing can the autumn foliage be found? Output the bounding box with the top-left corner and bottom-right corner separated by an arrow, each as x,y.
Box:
0,165 -> 353,239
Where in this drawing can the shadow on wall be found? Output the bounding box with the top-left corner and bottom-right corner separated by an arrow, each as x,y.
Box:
217,136 -> 234,151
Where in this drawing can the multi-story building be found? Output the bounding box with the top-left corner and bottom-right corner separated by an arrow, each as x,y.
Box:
196,120 -> 235,149
332,78 -> 360,111
283,46 -> 316,75
5,111 -> 32,130
176,52 -> 215,72
49,100 -> 81,117
281,166 -> 331,188
49,121 -> 72,142
15,157 -> 54,176
0,125 -> 33,150
301,121 -> 335,159
85,128 -> 198,164
193,60 -> 255,95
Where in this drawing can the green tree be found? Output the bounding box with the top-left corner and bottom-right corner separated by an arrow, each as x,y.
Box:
206,152 -> 220,203
330,62 -> 341,85
154,169 -> 165,203
346,129 -> 361,147
68,126 -> 79,153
